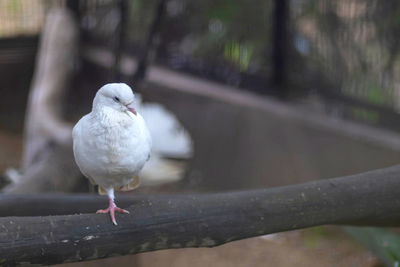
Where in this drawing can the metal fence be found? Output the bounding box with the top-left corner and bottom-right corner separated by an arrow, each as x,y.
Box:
2,0 -> 400,131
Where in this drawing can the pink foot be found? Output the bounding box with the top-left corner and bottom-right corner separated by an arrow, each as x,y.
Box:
96,199 -> 129,225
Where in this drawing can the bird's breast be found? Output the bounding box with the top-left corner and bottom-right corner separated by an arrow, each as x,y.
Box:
74,111 -> 151,188
100,123 -> 149,168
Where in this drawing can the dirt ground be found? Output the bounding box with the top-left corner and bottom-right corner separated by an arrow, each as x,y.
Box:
0,129 -> 381,267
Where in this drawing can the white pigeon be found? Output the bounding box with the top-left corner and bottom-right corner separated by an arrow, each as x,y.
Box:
72,83 -> 152,225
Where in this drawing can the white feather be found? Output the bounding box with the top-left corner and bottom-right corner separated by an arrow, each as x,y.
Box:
72,83 -> 152,190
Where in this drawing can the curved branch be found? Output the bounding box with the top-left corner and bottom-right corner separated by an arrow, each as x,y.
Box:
23,8 -> 77,168
2,165 -> 400,265
0,194 -> 136,217
2,8 -> 84,194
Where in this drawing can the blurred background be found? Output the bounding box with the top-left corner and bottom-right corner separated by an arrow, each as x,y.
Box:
2,0 -> 400,266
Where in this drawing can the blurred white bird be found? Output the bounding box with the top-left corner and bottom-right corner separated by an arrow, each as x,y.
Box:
135,97 -> 193,186
72,83 -> 152,225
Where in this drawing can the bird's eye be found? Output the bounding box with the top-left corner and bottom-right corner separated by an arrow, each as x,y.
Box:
113,96 -> 120,102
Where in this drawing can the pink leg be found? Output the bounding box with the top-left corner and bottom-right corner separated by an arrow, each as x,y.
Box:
96,197 -> 129,225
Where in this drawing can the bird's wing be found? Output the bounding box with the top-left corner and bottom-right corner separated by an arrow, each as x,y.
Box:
137,113 -> 152,161
88,176 -> 97,185
116,176 -> 140,192
72,115 -> 84,140
72,115 -> 94,181
97,176 -> 140,195
98,185 -> 107,195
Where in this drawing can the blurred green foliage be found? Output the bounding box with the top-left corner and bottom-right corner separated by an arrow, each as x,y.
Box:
292,0 -> 400,110
126,0 -> 273,76
223,41 -> 254,71
125,0 -> 400,111
4,0 -> 400,110
345,227 -> 400,267
303,226 -> 327,248
6,0 -> 19,13
351,108 -> 379,124
128,0 -> 158,44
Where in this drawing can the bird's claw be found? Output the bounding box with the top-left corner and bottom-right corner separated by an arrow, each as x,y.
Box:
96,204 -> 129,225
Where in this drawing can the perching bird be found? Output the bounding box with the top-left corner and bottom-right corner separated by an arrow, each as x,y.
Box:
136,98 -> 193,186
72,83 -> 152,225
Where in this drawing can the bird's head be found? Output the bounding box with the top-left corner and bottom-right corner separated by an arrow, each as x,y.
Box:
93,83 -> 137,115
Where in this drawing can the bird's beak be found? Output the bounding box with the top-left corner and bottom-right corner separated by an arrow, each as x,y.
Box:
126,103 -> 137,116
